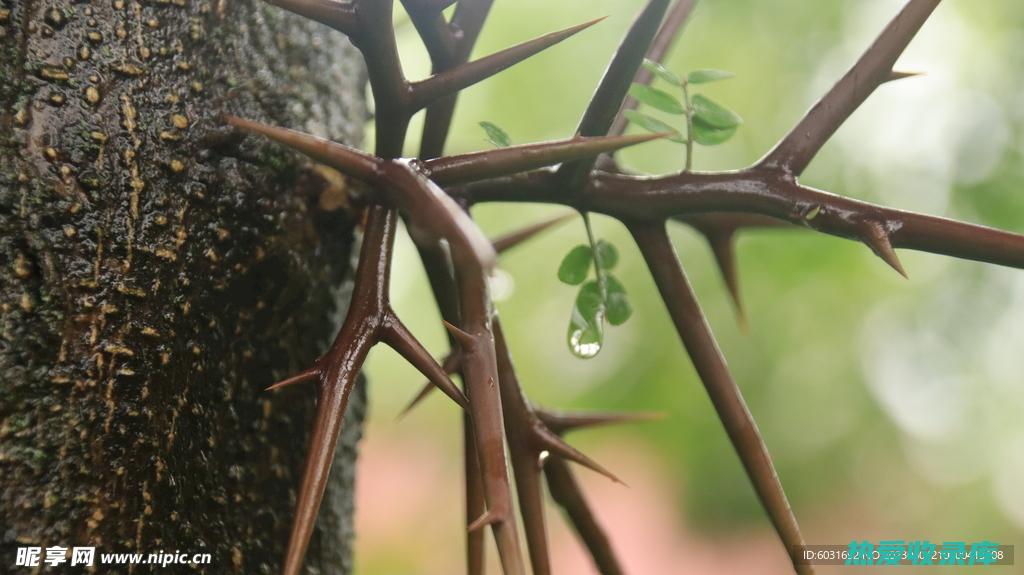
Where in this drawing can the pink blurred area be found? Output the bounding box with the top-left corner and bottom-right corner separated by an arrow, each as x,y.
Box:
355,426 -> 793,575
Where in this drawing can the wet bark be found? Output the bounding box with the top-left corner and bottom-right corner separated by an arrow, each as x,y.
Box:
0,0 -> 367,573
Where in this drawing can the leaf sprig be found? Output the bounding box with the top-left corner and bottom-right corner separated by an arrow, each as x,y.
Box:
626,59 -> 742,170
558,216 -> 632,358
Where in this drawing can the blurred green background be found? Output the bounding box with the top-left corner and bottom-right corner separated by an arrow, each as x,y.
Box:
352,1 -> 1024,572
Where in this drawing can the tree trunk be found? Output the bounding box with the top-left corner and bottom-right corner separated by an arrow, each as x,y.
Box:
0,1 -> 367,573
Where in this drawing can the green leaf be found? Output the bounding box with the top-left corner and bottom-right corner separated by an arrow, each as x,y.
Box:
686,69 -> 735,85
479,121 -> 511,147
605,275 -> 633,326
642,58 -> 682,86
594,240 -> 619,270
557,245 -> 592,285
629,83 -> 685,115
623,110 -> 684,143
575,280 -> 604,319
692,116 -> 737,146
691,94 -> 742,129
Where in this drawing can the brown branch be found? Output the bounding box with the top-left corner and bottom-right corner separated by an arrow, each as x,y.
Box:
758,0 -> 941,175
493,320 -> 623,575
456,168 -> 1024,272
419,0 -> 496,158
545,458 -> 624,575
628,220 -> 812,575
557,0 -> 671,189
276,208 -> 466,575
609,0 -> 698,136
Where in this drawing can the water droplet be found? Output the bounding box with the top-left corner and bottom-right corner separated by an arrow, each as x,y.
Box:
567,308 -> 604,359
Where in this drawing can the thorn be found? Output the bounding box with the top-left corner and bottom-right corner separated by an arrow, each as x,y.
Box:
397,382 -> 436,420
537,428 -> 624,485
492,212 -> 575,254
262,0 -> 357,34
411,17 -> 605,110
442,320 -> 477,350
705,232 -> 748,332
427,132 -> 666,186
225,116 -> 379,182
468,510 -> 503,533
266,367 -> 319,391
383,313 -> 469,409
536,408 -> 666,434
885,70 -> 924,83
863,221 -> 908,279
397,352 -> 462,419
402,0 -> 457,14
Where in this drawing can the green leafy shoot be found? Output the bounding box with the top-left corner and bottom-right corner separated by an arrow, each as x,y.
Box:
479,121 -> 511,147
625,61 -> 742,171
558,245 -> 592,285
686,69 -> 735,84
560,215 -> 632,358
627,84 -> 685,115
642,59 -> 683,86
690,94 -> 743,129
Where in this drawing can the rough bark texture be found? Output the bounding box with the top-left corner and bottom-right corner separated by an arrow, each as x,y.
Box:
0,0 -> 367,573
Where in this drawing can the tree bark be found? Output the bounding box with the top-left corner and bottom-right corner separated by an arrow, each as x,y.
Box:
0,0 -> 367,573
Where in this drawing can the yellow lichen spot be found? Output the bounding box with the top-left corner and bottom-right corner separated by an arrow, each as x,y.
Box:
13,253 -> 30,278
90,131 -> 107,143
69,202 -> 82,214
180,302 -> 191,316
154,248 -> 177,262
140,326 -> 160,337
40,67 -> 69,82
79,45 -> 91,60
44,492 -> 58,509
87,31 -> 102,44
169,159 -> 185,173
165,94 -> 179,104
45,147 -> 58,160
204,248 -> 218,262
121,96 -> 137,133
154,214 -> 168,226
20,293 -> 33,312
103,344 -> 134,357
176,61 -> 191,72
85,86 -> 100,104
49,93 -> 66,106
113,63 -> 145,77
63,225 -> 76,238
0,8 -> 9,23
139,46 -> 151,60
147,18 -> 159,28
216,228 -> 230,241
171,114 -> 189,129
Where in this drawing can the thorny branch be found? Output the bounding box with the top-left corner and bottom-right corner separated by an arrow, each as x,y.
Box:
226,0 -> 1024,574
